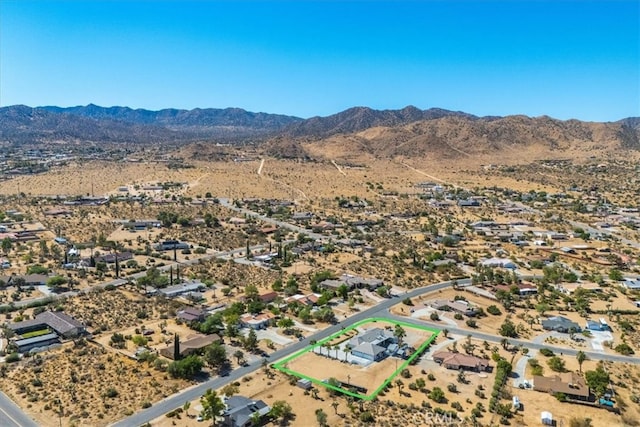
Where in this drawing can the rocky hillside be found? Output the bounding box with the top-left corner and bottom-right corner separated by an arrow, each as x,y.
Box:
294,115 -> 640,161
1,104 -> 638,159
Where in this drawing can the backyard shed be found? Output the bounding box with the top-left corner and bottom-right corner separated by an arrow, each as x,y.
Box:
297,379 -> 312,390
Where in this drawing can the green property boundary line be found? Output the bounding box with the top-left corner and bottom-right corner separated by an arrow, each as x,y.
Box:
272,317 -> 440,401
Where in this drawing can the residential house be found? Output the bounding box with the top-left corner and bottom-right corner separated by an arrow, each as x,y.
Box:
14,333 -> 60,353
95,252 -> 134,264
495,282 -> 538,296
349,328 -> 396,362
481,257 -> 517,270
533,372 -> 591,401
159,281 -> 206,298
240,312 -> 275,330
284,294 -> 318,307
159,334 -> 221,360
320,274 -> 384,291
123,220 -> 161,230
432,351 -> 492,372
585,318 -> 610,331
154,240 -> 190,251
258,291 -> 278,303
176,307 -> 207,322
622,278 -> 640,290
291,212 -> 314,222
8,311 -> 86,339
351,342 -> 387,362
555,282 -> 602,295
458,199 -> 481,207
427,299 -> 478,317
541,316 -> 581,333
222,395 -> 271,427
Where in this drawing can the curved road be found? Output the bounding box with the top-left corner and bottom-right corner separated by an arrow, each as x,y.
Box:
111,277 -> 640,427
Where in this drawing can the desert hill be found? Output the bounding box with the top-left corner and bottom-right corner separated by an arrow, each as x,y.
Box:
0,104 -> 638,161
271,114 -> 640,162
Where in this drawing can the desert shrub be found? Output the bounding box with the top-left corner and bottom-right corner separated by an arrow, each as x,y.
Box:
359,411 -> 375,423
554,392 -> 567,402
547,356 -> 566,372
539,348 -> 555,357
615,343 -> 635,355
430,312 -> 440,321
5,352 -> 20,363
487,305 -> 501,315
103,387 -> 119,398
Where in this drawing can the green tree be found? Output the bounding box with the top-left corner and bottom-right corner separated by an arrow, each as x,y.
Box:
608,269 -> 624,282
337,284 -> 349,300
428,386 -> 446,403
585,363 -> 610,397
394,324 -> 407,347
576,351 -> 588,373
315,408 -> 328,427
270,400 -> 294,423
1,238 -> 12,254
173,333 -> 180,360
46,276 -> 67,290
243,329 -> 259,352
205,343 -> 229,374
233,350 -> 245,365
200,388 -> 225,426
499,319 -> 518,338
167,355 -> 204,379
278,317 -> 295,333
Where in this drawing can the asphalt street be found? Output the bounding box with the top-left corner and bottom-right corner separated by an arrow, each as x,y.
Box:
0,391 -> 39,427
112,275 -> 640,426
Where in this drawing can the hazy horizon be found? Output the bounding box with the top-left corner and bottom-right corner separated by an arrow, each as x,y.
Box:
1,0 -> 638,122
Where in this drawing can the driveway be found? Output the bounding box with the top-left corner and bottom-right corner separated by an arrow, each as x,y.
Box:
410,308 -> 458,327
512,349 -> 538,388
241,328 -> 294,346
589,330 -> 614,352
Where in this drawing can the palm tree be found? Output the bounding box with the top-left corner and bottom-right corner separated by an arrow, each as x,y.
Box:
394,324 -> 407,347
344,344 -> 352,362
331,400 -> 339,415
577,350 -> 588,373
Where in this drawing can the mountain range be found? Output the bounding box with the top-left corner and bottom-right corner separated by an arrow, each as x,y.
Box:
0,104 -> 638,157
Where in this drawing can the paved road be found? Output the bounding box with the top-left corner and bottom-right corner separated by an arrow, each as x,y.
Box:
112,272 -> 640,426
218,198 -> 326,241
0,391 -> 38,427
110,278 -> 465,427
382,313 -> 640,364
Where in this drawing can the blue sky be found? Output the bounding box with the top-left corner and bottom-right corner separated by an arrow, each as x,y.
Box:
1,0 -> 638,121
